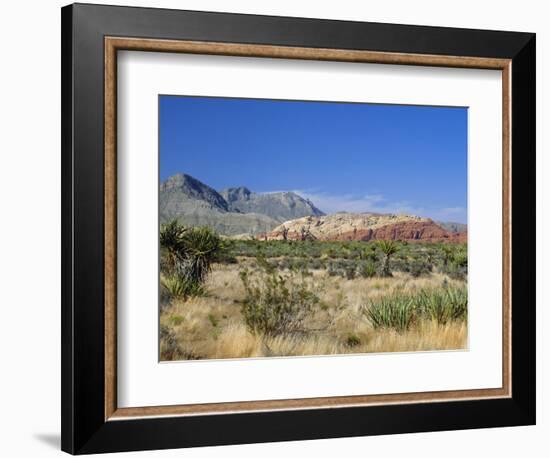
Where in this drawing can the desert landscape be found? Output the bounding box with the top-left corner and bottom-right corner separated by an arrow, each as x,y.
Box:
159,173 -> 468,361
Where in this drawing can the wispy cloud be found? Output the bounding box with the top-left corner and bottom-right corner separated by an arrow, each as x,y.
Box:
284,190 -> 466,223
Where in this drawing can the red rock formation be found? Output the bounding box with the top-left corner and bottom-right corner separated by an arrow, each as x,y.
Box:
333,221 -> 467,243
260,220 -> 466,243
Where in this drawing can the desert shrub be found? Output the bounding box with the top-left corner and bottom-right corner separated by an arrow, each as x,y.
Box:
159,325 -> 179,360
416,286 -> 468,324
344,264 -> 357,280
160,274 -> 205,299
440,244 -> 455,267
169,314 -> 184,326
409,260 -> 433,278
452,249 -> 468,267
239,265 -> 320,337
309,258 -> 324,270
390,256 -> 408,273
345,334 -> 361,347
445,264 -> 467,281
359,261 -> 377,278
215,246 -> 239,264
207,313 -> 219,328
160,325 -> 203,360
327,262 -> 339,277
361,246 -> 378,263
364,294 -> 416,332
440,246 -> 468,280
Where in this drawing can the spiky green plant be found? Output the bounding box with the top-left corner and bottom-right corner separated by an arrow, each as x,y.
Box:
160,274 -> 205,299
441,244 -> 455,267
452,248 -> 468,268
359,261 -> 377,278
179,226 -> 224,284
364,285 -> 468,331
364,294 -> 415,332
416,286 -> 468,324
160,220 -> 188,271
160,221 -> 224,299
377,240 -> 399,277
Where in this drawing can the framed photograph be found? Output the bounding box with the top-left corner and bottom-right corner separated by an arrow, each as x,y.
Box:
61,3 -> 536,454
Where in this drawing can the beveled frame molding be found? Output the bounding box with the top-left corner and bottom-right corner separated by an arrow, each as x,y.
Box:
104,36 -> 512,421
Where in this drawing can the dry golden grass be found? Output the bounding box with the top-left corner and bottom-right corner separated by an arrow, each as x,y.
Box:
160,263 -> 467,361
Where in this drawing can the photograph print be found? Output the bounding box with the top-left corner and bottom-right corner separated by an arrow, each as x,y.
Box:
159,95 -> 468,361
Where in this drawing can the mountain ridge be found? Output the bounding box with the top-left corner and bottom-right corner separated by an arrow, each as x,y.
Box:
220,186 -> 324,222
160,173 -> 323,236
159,173 -> 467,242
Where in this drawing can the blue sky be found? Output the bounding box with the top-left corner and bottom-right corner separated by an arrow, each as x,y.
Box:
160,95 -> 468,223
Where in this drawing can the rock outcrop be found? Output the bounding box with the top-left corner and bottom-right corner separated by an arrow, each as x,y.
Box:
260,213 -> 466,243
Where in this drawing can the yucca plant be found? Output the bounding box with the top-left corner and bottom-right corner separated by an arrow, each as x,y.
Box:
179,226 -> 224,284
359,261 -> 377,278
364,294 -> 415,332
160,220 -> 188,272
160,274 -> 205,299
416,286 -> 468,324
440,244 -> 455,267
452,248 -> 468,268
159,221 -> 224,299
377,240 -> 399,277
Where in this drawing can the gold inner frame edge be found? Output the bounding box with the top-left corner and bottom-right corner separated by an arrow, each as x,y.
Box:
104,37 -> 512,421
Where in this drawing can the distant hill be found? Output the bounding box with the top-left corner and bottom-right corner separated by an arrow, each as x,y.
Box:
261,213 -> 467,243
220,186 -> 324,223
437,221 -> 468,233
160,173 -> 322,236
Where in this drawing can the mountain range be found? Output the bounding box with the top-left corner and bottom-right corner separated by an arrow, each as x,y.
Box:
159,173 -> 467,242
160,173 -> 323,236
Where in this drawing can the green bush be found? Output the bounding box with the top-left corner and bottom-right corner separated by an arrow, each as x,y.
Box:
437,244 -> 468,280
359,261 -> 377,278
169,314 -> 184,326
345,334 -> 361,347
327,262 -> 339,277
344,265 -> 357,280
160,325 -> 202,360
207,313 -> 219,328
239,265 -> 320,337
159,325 -> 180,360
453,249 -> 468,267
408,260 -> 433,278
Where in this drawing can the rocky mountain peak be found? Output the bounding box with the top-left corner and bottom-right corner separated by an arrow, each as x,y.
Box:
219,187 -> 324,222
221,186 -> 253,202
161,173 -> 229,212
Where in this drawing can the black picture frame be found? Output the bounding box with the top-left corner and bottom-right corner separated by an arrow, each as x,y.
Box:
61,3 -> 536,454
